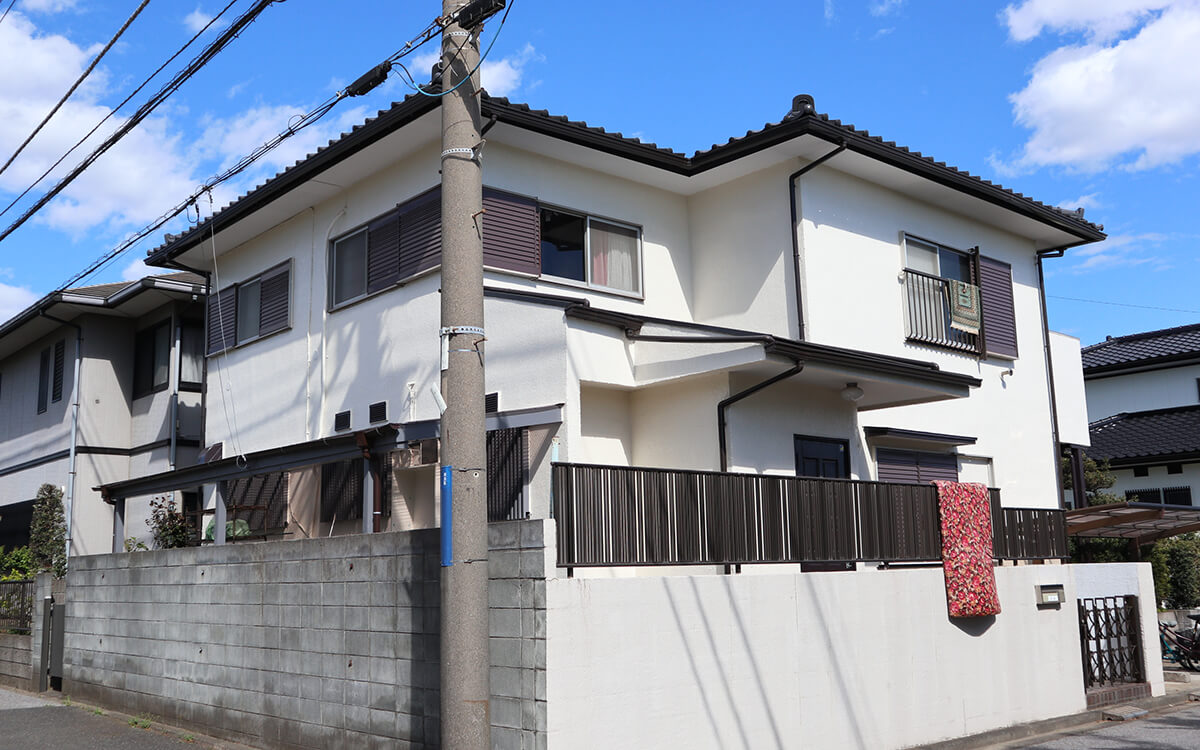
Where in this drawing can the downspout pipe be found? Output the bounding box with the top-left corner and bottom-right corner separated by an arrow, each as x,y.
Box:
1036,241 -> 1091,508
40,312 -> 82,566
788,142 -> 846,341
718,363 -> 804,472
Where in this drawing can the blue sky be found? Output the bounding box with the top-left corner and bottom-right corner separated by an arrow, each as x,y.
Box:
0,0 -> 1196,347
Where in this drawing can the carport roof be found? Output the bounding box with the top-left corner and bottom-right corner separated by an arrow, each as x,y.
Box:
1065,501 -> 1200,544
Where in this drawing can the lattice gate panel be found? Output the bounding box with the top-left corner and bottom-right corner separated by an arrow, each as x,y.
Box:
1078,595 -> 1144,688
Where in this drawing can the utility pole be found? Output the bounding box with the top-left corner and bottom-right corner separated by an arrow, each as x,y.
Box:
439,0 -> 491,747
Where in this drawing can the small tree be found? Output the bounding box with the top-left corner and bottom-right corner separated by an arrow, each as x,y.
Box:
1063,454 -> 1129,563
146,496 -> 192,549
29,484 -> 67,577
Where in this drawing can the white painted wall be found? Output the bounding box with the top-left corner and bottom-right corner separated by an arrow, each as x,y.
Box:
1085,363 -> 1200,421
689,162 -> 795,338
1051,332 -> 1090,447
544,562 -> 1159,749
578,386 -> 632,465
797,167 -> 1059,507
1109,463 -> 1200,506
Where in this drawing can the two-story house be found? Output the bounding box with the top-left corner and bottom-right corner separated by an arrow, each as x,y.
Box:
1082,324 -> 1200,506
0,273 -> 207,556
95,91 -> 1101,557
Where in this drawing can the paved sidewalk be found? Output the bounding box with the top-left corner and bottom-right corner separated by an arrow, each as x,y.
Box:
0,685 -> 242,750
1019,703 -> 1200,748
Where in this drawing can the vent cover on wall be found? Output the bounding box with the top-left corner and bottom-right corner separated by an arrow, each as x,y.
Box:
485,392 -> 499,414
369,401 -> 387,423
334,410 -> 351,431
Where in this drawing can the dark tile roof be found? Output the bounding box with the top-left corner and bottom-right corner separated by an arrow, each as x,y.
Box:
64,272 -> 204,301
1081,323 -> 1200,373
145,91 -> 1103,265
1087,405 -> 1200,463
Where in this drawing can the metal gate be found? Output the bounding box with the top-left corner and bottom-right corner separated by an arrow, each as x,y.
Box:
1078,595 -> 1144,688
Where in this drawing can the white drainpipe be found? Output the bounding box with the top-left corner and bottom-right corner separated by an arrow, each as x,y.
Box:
41,313 -> 82,565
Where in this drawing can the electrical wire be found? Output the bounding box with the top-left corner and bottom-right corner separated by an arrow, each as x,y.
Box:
56,89 -> 347,290
0,0 -> 17,28
413,0 -> 515,98
0,0 -> 284,246
1048,295 -> 1200,315
0,0 -> 239,224
0,0 -> 153,180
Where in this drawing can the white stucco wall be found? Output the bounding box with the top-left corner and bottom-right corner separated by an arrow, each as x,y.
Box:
1108,463 -> 1200,506
1051,332 -> 1090,447
794,167 -> 1059,508
544,563 -> 1143,749
1085,363 -> 1200,421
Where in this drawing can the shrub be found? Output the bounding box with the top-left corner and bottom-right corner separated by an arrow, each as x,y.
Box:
29,484 -> 66,577
0,546 -> 35,581
1160,536 -> 1200,610
146,496 -> 192,549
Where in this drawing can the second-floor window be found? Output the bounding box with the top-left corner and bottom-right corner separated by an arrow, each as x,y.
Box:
207,261 -> 292,355
540,208 -> 641,295
133,319 -> 171,399
902,234 -> 1019,359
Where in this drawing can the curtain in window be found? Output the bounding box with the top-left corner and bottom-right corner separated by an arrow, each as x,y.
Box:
589,220 -> 638,292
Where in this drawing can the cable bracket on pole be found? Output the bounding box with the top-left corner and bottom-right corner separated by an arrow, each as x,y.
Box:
441,147 -> 476,160
440,326 -> 486,370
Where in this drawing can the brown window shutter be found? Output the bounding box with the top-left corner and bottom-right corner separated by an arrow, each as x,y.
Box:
482,188 -> 540,275
51,339 -> 65,402
398,187 -> 442,280
258,263 -> 291,336
206,286 -> 237,355
876,449 -> 959,484
320,459 -> 363,522
366,210 -> 402,294
979,255 -> 1018,358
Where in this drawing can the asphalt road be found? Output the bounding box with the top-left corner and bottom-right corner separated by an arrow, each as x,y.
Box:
1021,704 -> 1200,749
0,686 -> 202,750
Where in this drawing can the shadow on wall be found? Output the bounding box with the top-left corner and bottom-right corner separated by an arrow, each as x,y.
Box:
659,575 -> 874,750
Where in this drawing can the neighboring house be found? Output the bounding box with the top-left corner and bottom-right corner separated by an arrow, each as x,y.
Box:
0,273 -> 207,556
98,91 -> 1102,551
1082,324 -> 1200,507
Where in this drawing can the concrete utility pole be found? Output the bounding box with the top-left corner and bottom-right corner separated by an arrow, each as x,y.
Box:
438,1 -> 490,747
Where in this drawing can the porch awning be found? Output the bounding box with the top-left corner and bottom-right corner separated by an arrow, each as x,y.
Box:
1065,501 -> 1200,544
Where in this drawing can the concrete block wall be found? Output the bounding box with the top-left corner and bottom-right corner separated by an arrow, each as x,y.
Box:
62,520 -> 553,750
0,633 -> 32,689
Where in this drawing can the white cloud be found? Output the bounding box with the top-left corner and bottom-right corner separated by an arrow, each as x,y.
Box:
1059,192 -> 1103,211
20,0 -> 78,13
1003,0 -> 1171,42
0,281 -> 38,323
870,0 -> 905,16
481,44 -> 544,97
184,8 -> 218,34
1000,1 -> 1200,172
825,0 -> 835,22
121,257 -> 152,282
1066,232 -> 1169,272
407,44 -> 543,98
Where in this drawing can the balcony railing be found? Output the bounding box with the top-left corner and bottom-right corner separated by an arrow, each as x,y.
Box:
903,269 -> 981,354
552,462 -> 1067,568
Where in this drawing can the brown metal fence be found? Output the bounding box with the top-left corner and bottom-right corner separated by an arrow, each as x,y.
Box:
1078,595 -> 1144,688
903,269 -> 981,354
553,463 -> 1067,568
0,579 -> 35,634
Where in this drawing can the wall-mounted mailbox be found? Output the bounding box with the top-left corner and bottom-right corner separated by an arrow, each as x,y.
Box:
1037,584 -> 1066,606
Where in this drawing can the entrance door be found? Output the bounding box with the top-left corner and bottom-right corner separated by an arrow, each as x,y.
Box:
795,436 -> 850,479
794,436 -> 853,572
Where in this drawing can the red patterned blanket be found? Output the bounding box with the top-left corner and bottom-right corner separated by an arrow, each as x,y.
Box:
934,480 -> 1001,618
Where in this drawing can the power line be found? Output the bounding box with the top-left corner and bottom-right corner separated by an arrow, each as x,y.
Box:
0,0 -> 284,247
0,0 -> 239,225
0,0 -> 153,180
1049,294 -> 1200,315
0,0 -> 17,28
49,5 -> 487,292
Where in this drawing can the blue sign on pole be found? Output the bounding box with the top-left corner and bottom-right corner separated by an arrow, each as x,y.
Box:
441,466 -> 453,567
